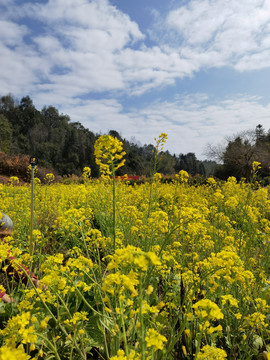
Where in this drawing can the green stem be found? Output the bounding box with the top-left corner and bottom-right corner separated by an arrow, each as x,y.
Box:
38,333 -> 61,360
112,165 -> 116,252
120,303 -> 129,355
158,225 -> 181,257
29,166 -> 36,285
147,148 -> 158,219
29,166 -> 35,258
16,264 -> 87,360
65,273 -> 100,316
80,222 -> 90,259
56,292 -> 72,318
139,277 -> 145,360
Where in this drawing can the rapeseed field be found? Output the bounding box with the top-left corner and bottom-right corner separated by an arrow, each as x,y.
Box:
0,135 -> 270,359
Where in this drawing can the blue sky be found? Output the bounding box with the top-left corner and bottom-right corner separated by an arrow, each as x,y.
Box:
1,0 -> 270,159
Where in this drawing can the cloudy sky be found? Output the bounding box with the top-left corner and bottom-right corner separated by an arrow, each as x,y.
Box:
1,0 -> 270,158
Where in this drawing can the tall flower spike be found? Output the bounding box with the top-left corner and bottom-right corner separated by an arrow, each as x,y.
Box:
94,135 -> 126,176
155,133 -> 168,152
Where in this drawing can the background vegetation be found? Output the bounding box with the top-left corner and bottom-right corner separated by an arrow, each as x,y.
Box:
0,94 -> 214,179
0,94 -> 269,182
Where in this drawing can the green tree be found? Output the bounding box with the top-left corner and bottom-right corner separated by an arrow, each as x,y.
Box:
18,96 -> 41,136
0,115 -> 12,154
175,152 -> 205,176
158,150 -> 176,175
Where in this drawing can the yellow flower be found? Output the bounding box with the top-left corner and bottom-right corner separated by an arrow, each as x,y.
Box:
193,299 -> 224,321
107,245 -> 161,272
146,285 -> 154,295
82,166 -> 91,181
252,161 -> 261,171
145,328 -> 167,350
8,176 -> 19,186
110,349 -> 127,360
102,271 -> 139,297
40,316 -> 50,329
0,344 -> 31,360
109,349 -> 140,360
244,312 -> 267,329
207,177 -> 216,187
221,295 -> 238,308
64,312 -> 88,325
44,173 -> 55,184
207,324 -> 223,334
0,312 -> 37,346
234,312 -> 242,320
178,170 -> 189,183
154,133 -> 168,152
153,172 -> 162,181
197,345 -> 227,359
38,349 -> 44,357
94,135 -> 126,176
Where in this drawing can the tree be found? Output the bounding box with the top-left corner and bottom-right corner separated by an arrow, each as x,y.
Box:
18,96 -> 41,136
0,94 -> 17,115
223,135 -> 255,179
175,152 -> 205,176
206,127 -> 270,180
0,115 -> 12,154
109,130 -> 123,142
157,151 -> 176,175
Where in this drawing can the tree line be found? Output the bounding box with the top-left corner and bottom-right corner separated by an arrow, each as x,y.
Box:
0,94 -> 209,178
1,94 -> 269,182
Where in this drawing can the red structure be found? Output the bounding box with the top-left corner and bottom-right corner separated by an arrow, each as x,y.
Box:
113,175 -> 140,181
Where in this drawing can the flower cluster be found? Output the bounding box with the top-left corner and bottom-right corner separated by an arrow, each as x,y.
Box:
94,135 -> 126,176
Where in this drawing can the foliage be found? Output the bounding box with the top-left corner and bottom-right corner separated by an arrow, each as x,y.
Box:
0,115 -> 12,155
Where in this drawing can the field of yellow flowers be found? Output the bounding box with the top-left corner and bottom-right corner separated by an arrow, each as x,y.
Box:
0,134 -> 270,360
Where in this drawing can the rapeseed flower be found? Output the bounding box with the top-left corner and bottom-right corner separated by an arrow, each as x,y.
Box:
1,158 -> 270,359
145,328 -> 167,350
110,349 -> 140,360
193,299 -> 224,321
0,345 -> 30,360
0,312 -> 37,346
196,345 -> 227,359
94,135 -> 126,176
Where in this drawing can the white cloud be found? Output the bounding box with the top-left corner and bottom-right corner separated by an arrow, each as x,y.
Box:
1,0 -> 270,103
0,0 -> 148,99
54,94 -> 270,159
0,18 -> 50,95
130,95 -> 270,157
22,0 -> 143,41
0,0 -> 241,103
0,20 -> 28,45
164,0 -> 270,71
